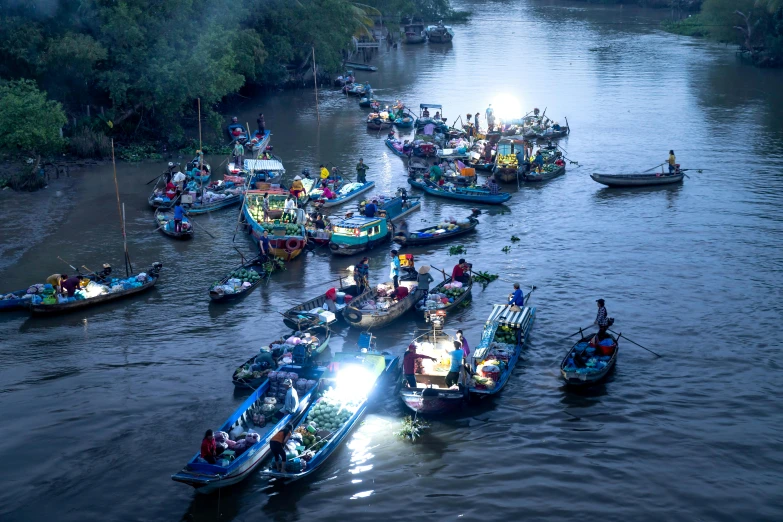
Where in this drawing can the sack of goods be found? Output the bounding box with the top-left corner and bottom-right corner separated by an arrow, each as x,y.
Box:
263,397 -> 277,405
261,403 -> 277,413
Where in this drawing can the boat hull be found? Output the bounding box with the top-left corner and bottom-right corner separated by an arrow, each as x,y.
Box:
415,277 -> 473,314
591,172 -> 685,187
524,165 -> 566,182
560,334 -> 619,387
400,387 -> 465,415
30,274 -> 160,315
344,286 -> 422,329
329,231 -> 390,256
401,220 -> 478,247
408,179 -> 511,204
313,182 -> 375,208
0,290 -> 30,311
186,194 -> 243,214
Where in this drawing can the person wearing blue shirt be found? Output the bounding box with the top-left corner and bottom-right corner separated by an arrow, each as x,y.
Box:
389,249 -> 401,289
445,340 -> 465,387
509,283 -> 524,309
259,229 -> 272,261
173,204 -> 185,233
364,200 -> 378,218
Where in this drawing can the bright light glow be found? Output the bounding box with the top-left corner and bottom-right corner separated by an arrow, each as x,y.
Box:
350,490 -> 374,499
490,93 -> 523,121
332,366 -> 378,403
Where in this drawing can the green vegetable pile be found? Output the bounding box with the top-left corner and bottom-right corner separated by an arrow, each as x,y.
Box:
260,222 -> 301,236
449,245 -> 467,256
494,324 -> 517,344
304,397 -> 354,433
396,415 -> 429,443
443,287 -> 465,298
230,268 -> 263,284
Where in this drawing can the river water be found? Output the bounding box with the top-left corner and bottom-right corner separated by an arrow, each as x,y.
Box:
1,1 -> 782,520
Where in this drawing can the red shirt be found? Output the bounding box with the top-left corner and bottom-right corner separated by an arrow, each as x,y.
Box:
200,437 -> 216,459
403,351 -> 430,374
452,264 -> 465,280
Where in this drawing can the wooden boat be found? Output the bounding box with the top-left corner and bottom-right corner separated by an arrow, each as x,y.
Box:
385,138 -> 411,158
358,193 -> 421,224
309,181 -> 375,208
415,276 -> 473,314
227,123 -> 249,143
358,94 -> 378,108
404,23 -> 427,43
328,216 -> 391,256
0,289 -> 31,311
30,263 -> 162,315
412,141 -> 439,158
260,352 -> 387,483
469,304 -> 535,396
281,284 -> 360,331
334,72 -> 354,87
232,331 -> 332,389
342,279 -> 421,329
171,364 -> 324,492
398,214 -> 479,247
437,147 -> 470,160
493,137 -> 525,182
366,113 -> 394,130
344,61 -> 378,72
344,83 -> 368,96
242,194 -> 308,261
249,130 -> 271,152
184,191 -> 244,215
560,332 -> 619,387
394,115 -> 414,128
414,103 -> 448,130
590,172 -> 685,187
226,158 -> 287,189
426,23 -> 454,43
523,164 -> 566,182
154,208 -> 194,240
209,259 -> 268,302
408,178 -> 511,205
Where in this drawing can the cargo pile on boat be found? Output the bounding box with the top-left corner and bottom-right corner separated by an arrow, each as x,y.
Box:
420,281 -> 466,310
414,218 -> 472,238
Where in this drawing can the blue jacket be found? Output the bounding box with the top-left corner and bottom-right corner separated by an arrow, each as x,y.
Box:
509,289 -> 524,306
365,203 -> 377,217
173,205 -> 185,220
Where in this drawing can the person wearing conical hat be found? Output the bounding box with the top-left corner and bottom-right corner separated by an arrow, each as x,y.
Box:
417,265 -> 434,298
290,175 -> 305,199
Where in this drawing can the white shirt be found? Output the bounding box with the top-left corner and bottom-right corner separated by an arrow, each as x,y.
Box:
172,172 -> 186,184
283,387 -> 299,414
284,199 -> 296,211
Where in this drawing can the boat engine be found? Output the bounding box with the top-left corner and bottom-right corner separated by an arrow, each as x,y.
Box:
425,310 -> 447,330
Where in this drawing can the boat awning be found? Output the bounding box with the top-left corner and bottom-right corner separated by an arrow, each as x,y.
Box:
244,159 -> 285,172
420,104 -> 442,109
487,304 -> 530,328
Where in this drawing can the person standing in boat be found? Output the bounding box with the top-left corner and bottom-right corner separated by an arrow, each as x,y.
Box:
259,229 -> 272,261
257,113 -> 266,135
474,112 -> 481,133
200,429 -> 217,464
594,299 -> 612,340
262,192 -> 270,222
422,107 -> 430,118
356,158 -> 369,184
508,283 -> 525,310
485,177 -> 500,195
290,175 -> 305,199
46,273 -> 67,294
486,104 -> 495,131
319,164 -> 330,188
283,195 -> 296,218
232,140 -> 245,166
402,343 -> 435,388
445,340 -> 465,388
667,150 -> 676,174
277,379 -> 299,419
417,265 -> 434,299
390,249 -> 401,289
173,202 -> 185,233
456,330 -> 470,359
269,425 -> 293,473
354,257 -> 370,294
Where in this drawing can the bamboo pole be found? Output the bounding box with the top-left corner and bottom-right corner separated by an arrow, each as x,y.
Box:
111,140 -> 131,277
312,46 -> 320,124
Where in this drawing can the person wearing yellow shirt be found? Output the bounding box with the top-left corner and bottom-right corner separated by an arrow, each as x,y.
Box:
290,175 -> 305,199
319,164 -> 329,187
667,150 -> 676,174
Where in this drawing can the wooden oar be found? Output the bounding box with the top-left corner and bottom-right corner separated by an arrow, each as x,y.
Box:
643,163 -> 666,173
560,324 -> 596,341
58,256 -> 79,273
608,328 -> 661,357
145,173 -> 164,185
523,285 -> 537,302
185,214 -> 216,238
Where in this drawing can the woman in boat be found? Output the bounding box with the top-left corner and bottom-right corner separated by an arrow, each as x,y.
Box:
668,150 -> 676,174
594,299 -> 611,340
322,185 -> 336,200
456,330 -> 470,358
269,424 -> 293,472
201,429 -> 217,464
390,249 -> 401,289
290,175 -> 305,199
402,343 -> 435,388
417,265 -> 434,299
355,257 -> 370,294
164,180 -> 177,200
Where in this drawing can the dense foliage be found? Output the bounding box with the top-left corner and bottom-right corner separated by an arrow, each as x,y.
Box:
0,79 -> 66,157
0,0 -> 459,153
665,0 -> 783,67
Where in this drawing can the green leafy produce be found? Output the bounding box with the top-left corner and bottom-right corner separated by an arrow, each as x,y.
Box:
449,245 -> 467,256
510,235 -> 520,242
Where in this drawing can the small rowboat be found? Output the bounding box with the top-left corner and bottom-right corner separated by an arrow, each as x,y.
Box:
408,178 -> 511,205
385,138 -> 410,158
523,164 -> 566,182
560,333 -> 619,387
366,114 -> 394,130
399,214 -> 479,247
154,208 -> 194,239
394,116 -> 414,128
0,289 -> 31,311
415,276 -> 473,315
342,280 -> 421,330
184,192 -> 243,215
281,284 -> 360,331
30,264 -> 162,315
209,260 -> 268,302
344,61 -> 378,72
171,364 -> 324,492
227,123 -> 248,143
232,331 -> 332,389
590,172 -> 685,187
309,181 -> 375,208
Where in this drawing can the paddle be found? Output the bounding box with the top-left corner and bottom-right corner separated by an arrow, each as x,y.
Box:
608,328 -> 662,357
430,265 -> 449,281
560,324 -> 597,341
58,256 -> 79,274
185,213 -> 216,238
643,163 -> 666,173
145,173 -> 164,186
523,285 -> 537,303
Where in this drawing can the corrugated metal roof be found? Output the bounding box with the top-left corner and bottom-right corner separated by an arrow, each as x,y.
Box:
244,159 -> 285,172
487,304 -> 530,329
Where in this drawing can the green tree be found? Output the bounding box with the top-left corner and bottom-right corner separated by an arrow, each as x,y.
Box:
0,79 -> 66,156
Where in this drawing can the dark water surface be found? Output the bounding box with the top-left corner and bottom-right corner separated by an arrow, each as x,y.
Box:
2,1 -> 783,520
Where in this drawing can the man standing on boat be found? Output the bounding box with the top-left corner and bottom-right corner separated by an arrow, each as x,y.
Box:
390,249 -> 401,289
354,257 -> 370,294
594,299 -> 612,340
402,343 -> 435,388
356,158 -> 369,184
232,140 -> 245,167
257,113 -> 265,135
173,202 -> 185,233
259,229 -> 272,261
445,340 -> 465,388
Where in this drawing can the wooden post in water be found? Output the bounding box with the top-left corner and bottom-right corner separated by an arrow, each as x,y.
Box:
111,140 -> 132,276
312,46 -> 320,124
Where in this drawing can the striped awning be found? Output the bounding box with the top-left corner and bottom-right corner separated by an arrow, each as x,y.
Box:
244,159 -> 285,172
487,304 -> 530,328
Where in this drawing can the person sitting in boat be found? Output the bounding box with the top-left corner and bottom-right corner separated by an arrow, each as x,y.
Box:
269,424 -> 293,473
554,158 -> 565,167
428,163 -> 443,183
364,199 -> 378,218
93,264 -> 112,284
485,177 -> 500,195
403,343 -> 436,388
422,107 -> 430,118
200,429 -> 218,464
667,150 -> 677,174
394,219 -> 409,242
356,158 -> 369,184
552,121 -> 561,131
451,259 -> 471,285
173,203 -> 185,233
434,111 -> 441,120
290,175 -> 305,198
508,283 -> 525,309
164,180 -> 177,200
533,150 -> 544,173
321,185 -> 336,200
313,213 -> 327,230
319,164 -> 330,188
402,140 -> 413,154
445,340 -> 465,388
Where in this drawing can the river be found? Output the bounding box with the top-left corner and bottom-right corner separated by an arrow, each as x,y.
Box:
1,1 -> 782,520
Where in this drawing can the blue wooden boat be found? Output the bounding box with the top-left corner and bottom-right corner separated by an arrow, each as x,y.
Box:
227,122 -> 248,142
385,138 -> 411,158
328,215 -> 391,256
359,193 -> 421,223
171,364 -> 324,493
394,115 -> 414,128
209,258 -> 268,302
260,352 -> 388,483
185,192 -> 243,215
560,332 -> 620,387
0,289 -> 31,311
155,208 -> 194,240
469,304 -> 536,396
309,181 -> 375,208
408,178 -> 511,204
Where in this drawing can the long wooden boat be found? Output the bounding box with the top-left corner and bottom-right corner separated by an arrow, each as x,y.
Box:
30,264 -> 162,315
366,114 -> 394,130
385,138 -> 411,158
242,191 -> 308,260
415,276 -> 473,315
171,364 -> 324,492
209,260 -> 268,302
523,164 -> 566,182
309,181 -> 375,208
344,61 -> 378,72
154,208 -> 194,240
232,331 -> 332,389
560,332 -> 619,387
184,192 -> 243,215
404,23 -> 427,44
426,23 -> 454,43
227,123 -> 249,142
0,289 -> 31,312
590,172 -> 685,187
394,116 -> 414,128
400,215 -> 479,247
361,194 -> 421,223
408,178 -> 511,205
342,279 -> 421,329
328,216 -> 391,256
469,304 -> 536,396
281,284 -> 360,331
260,352 -> 387,483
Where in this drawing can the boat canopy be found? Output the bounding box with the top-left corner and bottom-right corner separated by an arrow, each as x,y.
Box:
420,104 -> 442,109
487,304 -> 531,329
334,216 -> 383,229
244,159 -> 285,173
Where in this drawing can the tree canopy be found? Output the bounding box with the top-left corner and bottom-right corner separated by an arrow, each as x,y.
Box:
0,79 -> 66,157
